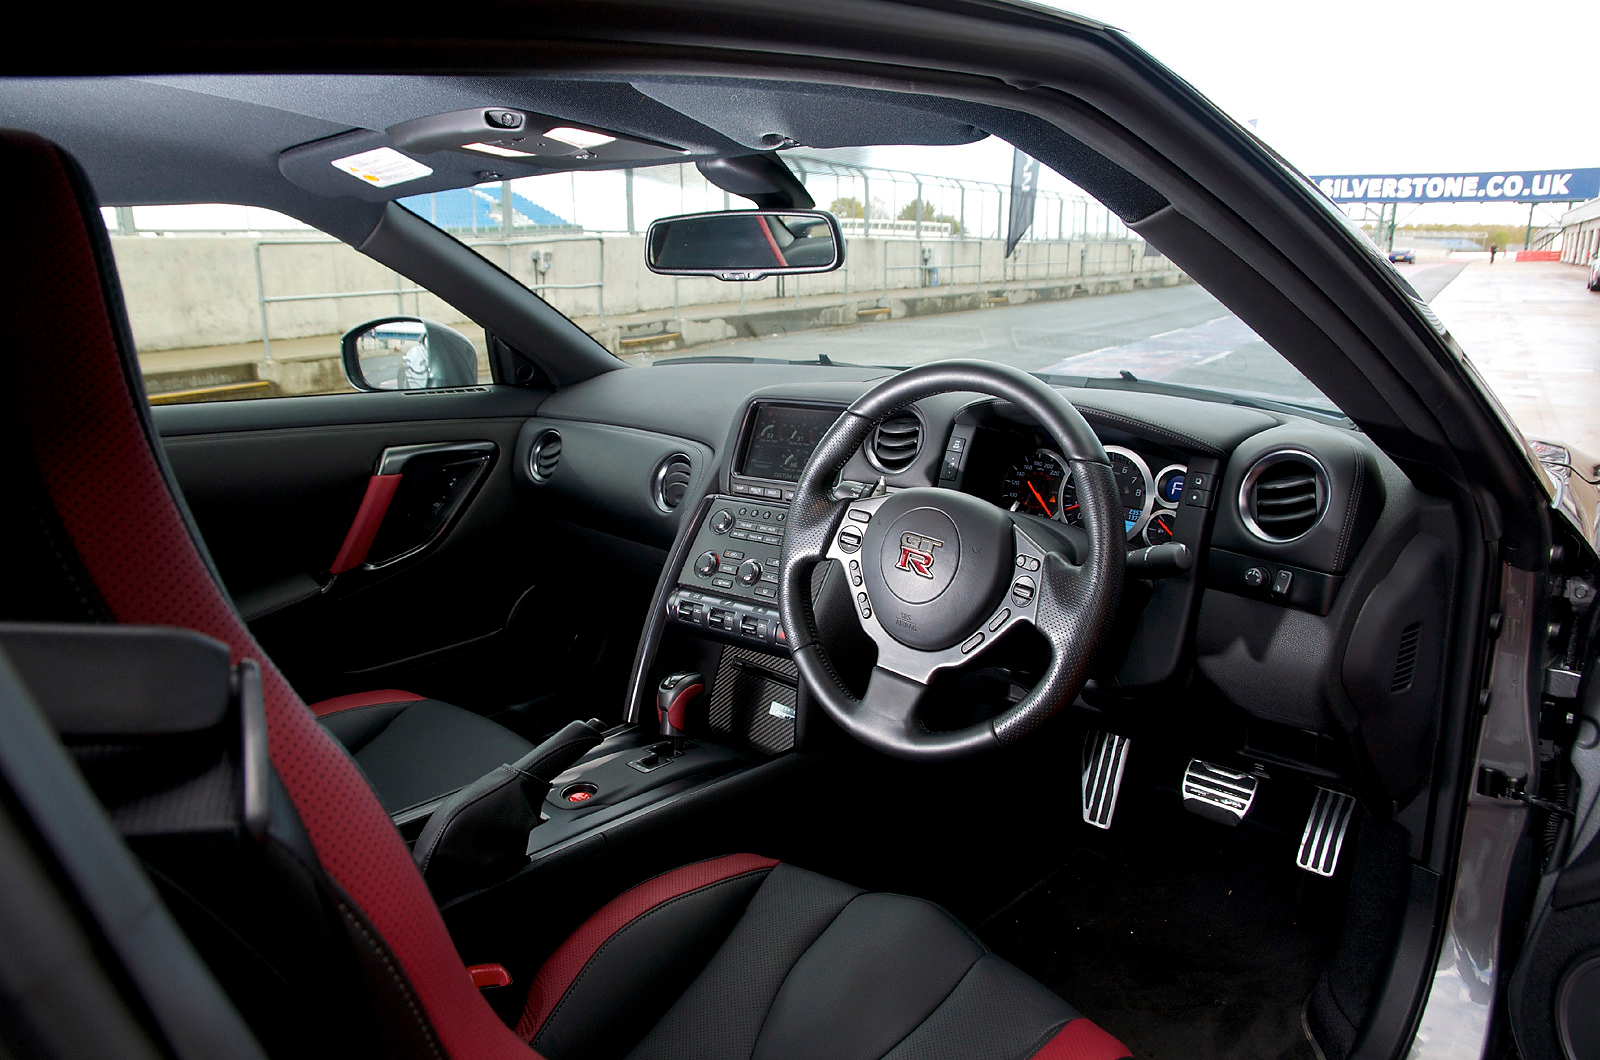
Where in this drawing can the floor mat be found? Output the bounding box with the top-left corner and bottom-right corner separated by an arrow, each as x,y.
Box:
979,805 -> 1338,1060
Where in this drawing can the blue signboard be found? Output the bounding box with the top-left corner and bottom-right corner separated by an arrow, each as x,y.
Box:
1309,168 -> 1600,204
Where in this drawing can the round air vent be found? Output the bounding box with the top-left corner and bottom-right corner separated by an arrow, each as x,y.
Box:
654,453 -> 693,512
1239,450 -> 1328,542
529,430 -> 562,482
866,412 -> 924,474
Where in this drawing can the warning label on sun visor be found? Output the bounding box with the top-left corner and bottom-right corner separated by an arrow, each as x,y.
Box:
1310,168 -> 1600,203
330,148 -> 434,188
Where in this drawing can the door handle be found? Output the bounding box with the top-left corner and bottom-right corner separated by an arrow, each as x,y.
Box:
330,441 -> 497,574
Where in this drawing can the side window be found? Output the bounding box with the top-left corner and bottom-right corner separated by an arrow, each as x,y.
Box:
103,204 -> 490,405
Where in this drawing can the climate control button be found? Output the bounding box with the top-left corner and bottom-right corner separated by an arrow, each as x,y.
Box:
737,559 -> 764,585
694,550 -> 721,577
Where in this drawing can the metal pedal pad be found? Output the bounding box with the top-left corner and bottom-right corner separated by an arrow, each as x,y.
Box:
1297,788 -> 1356,877
1181,759 -> 1258,825
1081,730 -> 1130,830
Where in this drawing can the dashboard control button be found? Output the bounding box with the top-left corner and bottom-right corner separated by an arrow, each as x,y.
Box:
1010,576 -> 1036,606
988,608 -> 1011,631
736,519 -> 759,531
712,576 -> 734,589
940,453 -> 960,481
1244,566 -> 1266,588
694,550 -> 720,577
961,632 -> 984,654
732,483 -> 750,494
755,586 -> 777,599
948,436 -> 966,452
711,509 -> 734,533
763,487 -> 783,498
730,530 -> 750,540
1183,486 -> 1214,509
761,572 -> 779,585
765,557 -> 780,569
1273,569 -> 1293,595
1186,471 -> 1211,491
738,560 -> 763,585
722,549 -> 745,560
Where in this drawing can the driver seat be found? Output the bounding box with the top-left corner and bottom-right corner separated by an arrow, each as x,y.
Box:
1,128 -> 1132,1060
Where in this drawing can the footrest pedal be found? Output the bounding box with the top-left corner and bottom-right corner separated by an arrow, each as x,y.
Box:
1297,788 -> 1356,877
1081,730 -> 1130,830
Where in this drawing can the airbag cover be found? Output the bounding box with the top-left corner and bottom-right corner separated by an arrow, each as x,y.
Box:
859,488 -> 1011,651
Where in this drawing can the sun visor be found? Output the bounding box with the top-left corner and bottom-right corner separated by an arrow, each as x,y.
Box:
632,80 -> 987,150
279,109 -> 691,202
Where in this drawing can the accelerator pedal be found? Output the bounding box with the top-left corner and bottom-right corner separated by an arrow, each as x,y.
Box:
1297,788 -> 1356,877
1181,759 -> 1258,826
1081,730 -> 1130,830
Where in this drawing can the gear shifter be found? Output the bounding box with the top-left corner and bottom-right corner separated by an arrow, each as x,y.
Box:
657,671 -> 703,755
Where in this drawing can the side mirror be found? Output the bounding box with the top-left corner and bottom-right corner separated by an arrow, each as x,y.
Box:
645,210 -> 843,281
341,317 -> 481,392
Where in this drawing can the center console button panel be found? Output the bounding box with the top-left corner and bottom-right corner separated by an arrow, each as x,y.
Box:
672,492 -> 793,650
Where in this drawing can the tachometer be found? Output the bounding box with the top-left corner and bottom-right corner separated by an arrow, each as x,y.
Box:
1058,446 -> 1154,538
1001,449 -> 1068,519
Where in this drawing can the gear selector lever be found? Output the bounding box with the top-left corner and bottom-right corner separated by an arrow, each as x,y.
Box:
657,670 -> 703,756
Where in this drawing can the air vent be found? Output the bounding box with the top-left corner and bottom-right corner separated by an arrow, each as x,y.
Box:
1391,622 -> 1422,693
655,453 -> 693,512
529,430 -> 562,482
867,412 -> 923,474
1240,450 -> 1327,543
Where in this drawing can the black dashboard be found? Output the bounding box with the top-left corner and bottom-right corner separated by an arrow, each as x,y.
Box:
521,362 -> 1457,811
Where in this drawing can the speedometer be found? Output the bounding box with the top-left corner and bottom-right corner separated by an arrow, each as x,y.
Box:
1001,449 -> 1068,519
1058,446 -> 1155,538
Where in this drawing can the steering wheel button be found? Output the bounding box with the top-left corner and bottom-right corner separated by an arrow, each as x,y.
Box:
857,592 -> 869,603
989,608 -> 1011,631
860,606 -> 871,619
1011,576 -> 1036,605
961,632 -> 984,654
848,509 -> 871,522
851,573 -> 863,586
838,529 -> 862,553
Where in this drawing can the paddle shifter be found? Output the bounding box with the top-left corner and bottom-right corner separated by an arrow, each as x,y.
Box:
657,670 -> 703,755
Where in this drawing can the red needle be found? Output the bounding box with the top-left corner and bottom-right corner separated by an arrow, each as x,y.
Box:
1062,503 -> 1079,512
1026,480 -> 1052,514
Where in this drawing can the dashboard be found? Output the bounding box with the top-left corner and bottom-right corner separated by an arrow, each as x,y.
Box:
521,362 -> 1457,810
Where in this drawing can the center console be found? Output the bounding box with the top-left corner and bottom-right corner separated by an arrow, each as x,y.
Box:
666,400 -> 844,651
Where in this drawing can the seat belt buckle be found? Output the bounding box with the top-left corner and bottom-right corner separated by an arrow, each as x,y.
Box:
467,963 -> 512,989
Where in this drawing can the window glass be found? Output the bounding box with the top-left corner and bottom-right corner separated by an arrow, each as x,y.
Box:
105,205 -> 489,404
400,138 -> 1335,415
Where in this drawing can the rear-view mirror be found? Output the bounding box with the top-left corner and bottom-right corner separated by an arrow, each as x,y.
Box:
646,210 -> 844,281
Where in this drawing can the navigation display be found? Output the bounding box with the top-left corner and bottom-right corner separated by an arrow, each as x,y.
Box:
739,404 -> 843,483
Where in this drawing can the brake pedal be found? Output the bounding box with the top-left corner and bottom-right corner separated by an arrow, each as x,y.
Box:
1297,788 -> 1356,877
1081,730 -> 1130,830
1181,759 -> 1258,825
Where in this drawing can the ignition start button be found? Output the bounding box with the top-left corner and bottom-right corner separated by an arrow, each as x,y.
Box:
561,783 -> 597,804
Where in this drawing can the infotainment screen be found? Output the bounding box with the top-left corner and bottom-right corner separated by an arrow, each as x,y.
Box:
739,404 -> 843,482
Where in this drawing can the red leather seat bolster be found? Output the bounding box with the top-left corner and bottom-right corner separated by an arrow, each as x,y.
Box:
309,689 -> 426,717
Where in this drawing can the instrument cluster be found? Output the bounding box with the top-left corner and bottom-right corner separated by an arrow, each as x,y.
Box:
998,445 -> 1187,546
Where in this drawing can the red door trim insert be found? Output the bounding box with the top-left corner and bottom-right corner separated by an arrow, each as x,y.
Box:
330,473 -> 402,574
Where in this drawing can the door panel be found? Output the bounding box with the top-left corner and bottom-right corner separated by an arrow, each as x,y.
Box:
156,393 -> 659,730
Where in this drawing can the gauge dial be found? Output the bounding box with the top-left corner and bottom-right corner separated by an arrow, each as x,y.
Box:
1155,464 -> 1188,508
1143,508 -> 1176,545
1059,446 -> 1154,538
1001,449 -> 1068,519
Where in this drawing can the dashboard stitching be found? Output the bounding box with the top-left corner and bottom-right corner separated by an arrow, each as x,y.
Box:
1072,404 -> 1223,456
1336,456 -> 1363,570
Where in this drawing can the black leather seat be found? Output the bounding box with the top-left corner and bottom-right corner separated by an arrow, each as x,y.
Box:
2,127 -> 1131,1060
308,689 -> 534,816
518,853 -> 1128,1060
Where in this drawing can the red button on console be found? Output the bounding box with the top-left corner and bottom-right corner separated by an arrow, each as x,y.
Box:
567,790 -> 591,802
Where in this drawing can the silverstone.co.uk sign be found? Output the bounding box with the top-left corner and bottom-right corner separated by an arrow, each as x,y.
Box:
1310,168 -> 1600,204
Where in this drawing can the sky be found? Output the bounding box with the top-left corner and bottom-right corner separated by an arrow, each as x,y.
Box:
1032,0 -> 1600,225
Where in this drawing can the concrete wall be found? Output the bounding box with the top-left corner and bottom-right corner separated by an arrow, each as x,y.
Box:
111,230 -> 1177,353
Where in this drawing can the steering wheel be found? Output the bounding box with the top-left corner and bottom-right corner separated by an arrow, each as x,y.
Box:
778,361 -> 1124,761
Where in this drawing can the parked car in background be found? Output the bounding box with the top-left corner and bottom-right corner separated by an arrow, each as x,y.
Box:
1388,246 -> 1415,263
